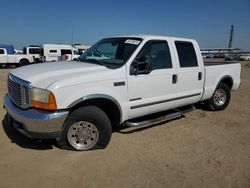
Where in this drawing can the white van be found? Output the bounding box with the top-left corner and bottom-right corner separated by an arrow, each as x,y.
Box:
41,44 -> 73,62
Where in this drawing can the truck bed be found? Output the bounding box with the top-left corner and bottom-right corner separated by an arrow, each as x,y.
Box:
202,61 -> 241,102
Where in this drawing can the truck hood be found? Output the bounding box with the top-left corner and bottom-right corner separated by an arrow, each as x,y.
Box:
10,61 -> 115,89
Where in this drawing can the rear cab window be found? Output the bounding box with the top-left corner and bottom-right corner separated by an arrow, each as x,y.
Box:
175,41 -> 198,68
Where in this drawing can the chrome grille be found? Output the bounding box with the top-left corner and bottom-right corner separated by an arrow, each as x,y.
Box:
8,78 -> 22,106
24,87 -> 30,104
8,74 -> 31,108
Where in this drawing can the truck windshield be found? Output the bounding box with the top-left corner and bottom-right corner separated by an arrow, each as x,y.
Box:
78,37 -> 142,68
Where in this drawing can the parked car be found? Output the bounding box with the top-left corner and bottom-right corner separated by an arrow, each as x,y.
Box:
204,54 -> 214,58
224,54 -> 240,61
23,46 -> 43,63
0,48 -> 35,67
214,53 -> 225,58
239,54 -> 250,61
3,35 -> 241,151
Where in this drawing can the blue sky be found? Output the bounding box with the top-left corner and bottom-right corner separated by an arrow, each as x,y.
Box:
0,0 -> 249,50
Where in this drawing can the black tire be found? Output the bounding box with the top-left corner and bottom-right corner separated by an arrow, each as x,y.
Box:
57,106 -> 112,151
207,83 -> 231,111
19,59 -> 30,66
35,58 -> 40,63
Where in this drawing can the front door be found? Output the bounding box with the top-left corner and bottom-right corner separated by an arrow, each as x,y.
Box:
127,40 -> 178,119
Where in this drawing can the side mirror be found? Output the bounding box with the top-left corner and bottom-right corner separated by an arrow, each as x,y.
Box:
130,56 -> 152,76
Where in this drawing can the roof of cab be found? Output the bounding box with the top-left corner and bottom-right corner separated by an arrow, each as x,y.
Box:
107,34 -> 196,43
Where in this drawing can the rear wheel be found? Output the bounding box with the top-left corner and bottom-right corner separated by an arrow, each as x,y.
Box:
19,59 -> 30,66
207,83 -> 231,111
57,106 -> 112,151
35,58 -> 40,63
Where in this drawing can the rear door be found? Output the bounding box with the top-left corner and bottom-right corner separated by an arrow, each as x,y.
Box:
127,39 -> 178,119
173,40 -> 204,106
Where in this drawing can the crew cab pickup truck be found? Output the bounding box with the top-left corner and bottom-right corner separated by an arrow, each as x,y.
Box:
3,35 -> 241,151
0,48 -> 35,67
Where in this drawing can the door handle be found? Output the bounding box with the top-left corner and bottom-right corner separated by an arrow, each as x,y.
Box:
172,74 -> 177,84
198,72 -> 202,80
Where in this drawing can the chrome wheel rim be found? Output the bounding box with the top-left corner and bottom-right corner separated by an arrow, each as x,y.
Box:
67,121 -> 99,150
213,89 -> 226,106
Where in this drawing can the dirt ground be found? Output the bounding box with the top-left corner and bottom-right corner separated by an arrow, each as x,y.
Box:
0,61 -> 250,188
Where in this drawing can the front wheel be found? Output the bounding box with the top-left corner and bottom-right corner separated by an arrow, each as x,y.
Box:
57,106 -> 112,151
207,83 -> 231,111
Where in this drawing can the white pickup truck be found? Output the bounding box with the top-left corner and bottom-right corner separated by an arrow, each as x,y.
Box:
0,48 -> 35,67
3,35 -> 241,151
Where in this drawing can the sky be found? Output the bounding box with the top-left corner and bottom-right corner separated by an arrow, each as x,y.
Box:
0,0 -> 249,50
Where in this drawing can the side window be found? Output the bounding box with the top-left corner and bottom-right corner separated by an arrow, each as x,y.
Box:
175,41 -> 198,67
0,49 -> 5,54
136,40 -> 172,70
49,50 -> 57,53
29,48 -> 42,55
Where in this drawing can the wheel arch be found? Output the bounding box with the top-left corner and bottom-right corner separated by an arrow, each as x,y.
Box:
19,58 -> 30,64
67,94 -> 122,126
217,76 -> 233,90
35,58 -> 40,63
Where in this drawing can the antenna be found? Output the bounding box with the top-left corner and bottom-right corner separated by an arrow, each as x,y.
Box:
71,23 -> 74,61
228,25 -> 234,48
71,23 -> 74,46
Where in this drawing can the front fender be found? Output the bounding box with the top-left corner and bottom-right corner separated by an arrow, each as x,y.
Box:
51,83 -> 128,122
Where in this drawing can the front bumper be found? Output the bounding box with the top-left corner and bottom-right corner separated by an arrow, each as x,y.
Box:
3,94 -> 69,139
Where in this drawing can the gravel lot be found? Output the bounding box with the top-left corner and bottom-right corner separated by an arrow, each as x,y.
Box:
0,61 -> 250,188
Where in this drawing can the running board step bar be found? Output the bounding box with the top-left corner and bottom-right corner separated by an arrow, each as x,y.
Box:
125,105 -> 195,127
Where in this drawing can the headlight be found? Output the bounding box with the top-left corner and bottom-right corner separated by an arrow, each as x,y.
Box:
31,88 -> 57,110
